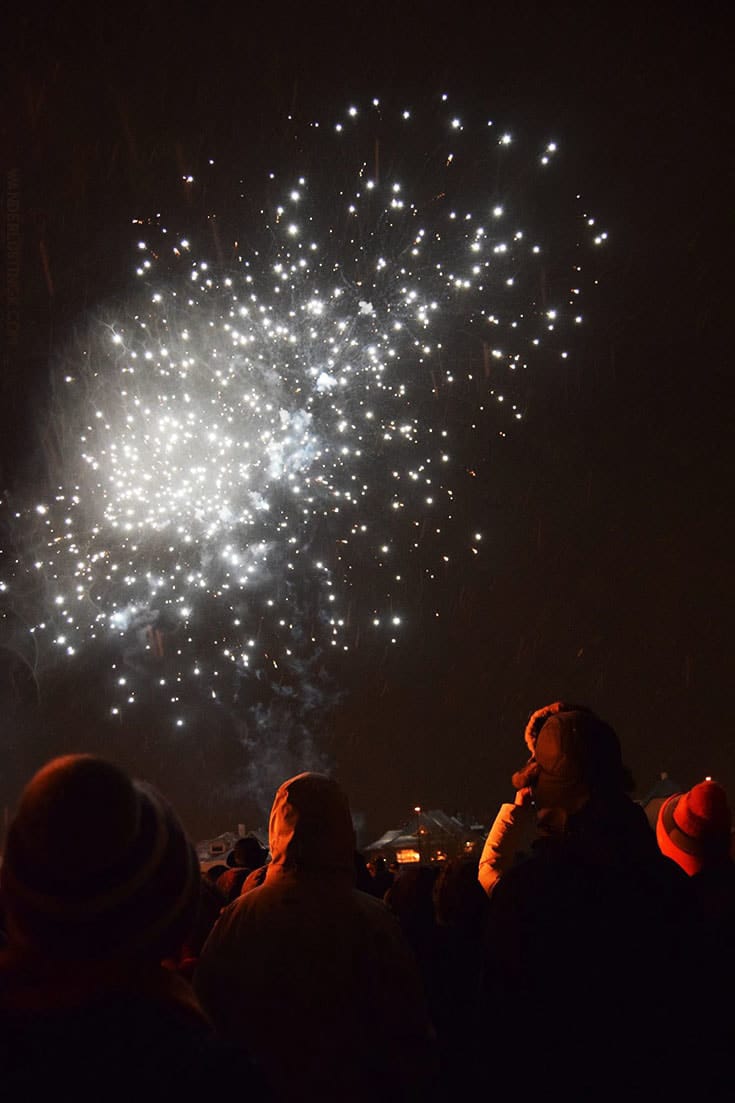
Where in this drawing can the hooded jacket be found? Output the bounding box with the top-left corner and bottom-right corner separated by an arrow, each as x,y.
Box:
194,773 -> 434,1102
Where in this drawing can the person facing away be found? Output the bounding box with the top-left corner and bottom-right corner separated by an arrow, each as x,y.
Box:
195,771 -> 435,1102
655,779 -> 735,1084
217,835 -> 269,904
480,702 -> 703,1099
0,754 -> 257,1102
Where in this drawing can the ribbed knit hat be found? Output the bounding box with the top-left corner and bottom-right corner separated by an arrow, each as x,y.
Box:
0,754 -> 200,960
656,781 -> 732,876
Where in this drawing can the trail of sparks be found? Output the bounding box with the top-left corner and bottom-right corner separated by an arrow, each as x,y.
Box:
0,97 -> 606,727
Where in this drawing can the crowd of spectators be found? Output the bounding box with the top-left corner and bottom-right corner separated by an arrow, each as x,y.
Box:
2,701 -> 735,1101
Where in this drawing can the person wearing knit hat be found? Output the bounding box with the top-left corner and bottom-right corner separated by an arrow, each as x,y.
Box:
655,780 -> 735,1091
0,755 -> 255,1101
1,754 -> 200,960
656,780 -> 732,877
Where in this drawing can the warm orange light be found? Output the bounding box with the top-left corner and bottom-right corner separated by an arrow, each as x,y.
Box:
396,848 -> 421,864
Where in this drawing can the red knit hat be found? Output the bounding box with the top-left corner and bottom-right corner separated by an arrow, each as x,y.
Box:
0,755 -> 200,960
656,781 -> 732,876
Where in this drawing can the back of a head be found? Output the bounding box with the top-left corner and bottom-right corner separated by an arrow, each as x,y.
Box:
231,834 -> 267,870
513,701 -> 627,815
0,754 -> 199,961
433,858 -> 487,932
385,865 -> 438,933
656,780 -> 732,876
267,772 -> 355,879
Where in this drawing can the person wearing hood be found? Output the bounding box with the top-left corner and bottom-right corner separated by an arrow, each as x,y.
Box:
480,703 -> 703,1099
194,772 -> 434,1102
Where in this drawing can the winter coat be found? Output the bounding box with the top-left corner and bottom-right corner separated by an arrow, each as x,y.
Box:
481,795 -> 705,1098
195,773 -> 434,1102
0,950 -> 257,1102
478,800 -> 537,896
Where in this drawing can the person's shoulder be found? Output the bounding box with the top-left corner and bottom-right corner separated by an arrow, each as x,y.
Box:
205,880 -> 268,934
694,859 -> 735,891
353,886 -> 392,915
353,886 -> 411,937
645,849 -> 697,898
490,846 -> 549,892
2,994 -> 268,1100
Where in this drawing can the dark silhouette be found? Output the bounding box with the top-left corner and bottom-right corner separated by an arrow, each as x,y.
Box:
481,703 -> 703,1098
0,755 -> 261,1100
195,772 -> 434,1102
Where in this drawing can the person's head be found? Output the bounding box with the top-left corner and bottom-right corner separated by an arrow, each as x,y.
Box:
267,772 -> 355,879
229,835 -> 268,870
512,702 -> 627,816
0,754 -> 199,962
656,781 -> 732,876
385,865 -> 438,937
205,863 -> 228,883
433,858 -> 487,933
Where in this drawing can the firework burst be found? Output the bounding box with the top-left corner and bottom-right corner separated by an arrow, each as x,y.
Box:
0,96 -> 605,732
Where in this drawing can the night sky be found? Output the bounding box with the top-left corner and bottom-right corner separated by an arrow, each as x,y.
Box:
1,3 -> 732,843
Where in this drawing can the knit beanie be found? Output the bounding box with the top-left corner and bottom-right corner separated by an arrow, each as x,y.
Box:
0,754 -> 200,960
656,781 -> 732,876
512,702 -> 626,813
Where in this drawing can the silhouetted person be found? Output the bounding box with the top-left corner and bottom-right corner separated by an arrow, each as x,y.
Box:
384,864 -> 439,970
195,772 -> 434,1102
430,859 -> 488,1094
354,849 -> 375,895
218,835 -> 269,904
481,703 -> 702,1099
655,780 -> 735,1086
0,755 -> 258,1101
367,855 -> 394,899
171,874 -> 226,979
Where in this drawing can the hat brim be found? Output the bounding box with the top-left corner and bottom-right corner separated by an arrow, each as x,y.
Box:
656,795 -> 702,876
